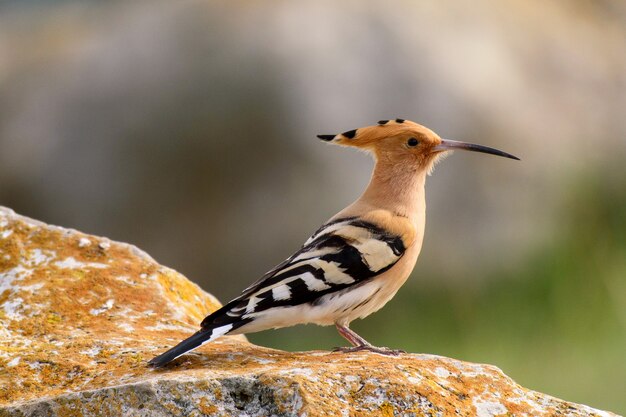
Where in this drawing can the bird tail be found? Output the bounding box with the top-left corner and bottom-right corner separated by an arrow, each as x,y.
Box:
147,329 -> 217,367
148,301 -> 250,368
148,324 -> 235,368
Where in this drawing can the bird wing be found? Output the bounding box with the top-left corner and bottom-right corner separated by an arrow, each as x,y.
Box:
204,217 -> 406,326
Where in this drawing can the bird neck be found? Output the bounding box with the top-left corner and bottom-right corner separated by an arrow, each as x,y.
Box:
358,157 -> 427,222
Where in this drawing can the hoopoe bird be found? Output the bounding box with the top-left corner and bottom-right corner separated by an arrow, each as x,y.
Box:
149,119 -> 518,367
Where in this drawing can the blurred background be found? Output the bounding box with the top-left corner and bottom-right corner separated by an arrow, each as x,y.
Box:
1,0 -> 624,412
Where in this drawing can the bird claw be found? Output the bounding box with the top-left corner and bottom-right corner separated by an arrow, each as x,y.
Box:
332,345 -> 405,356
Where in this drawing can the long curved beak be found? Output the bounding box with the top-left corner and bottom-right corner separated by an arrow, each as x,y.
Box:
433,139 -> 520,160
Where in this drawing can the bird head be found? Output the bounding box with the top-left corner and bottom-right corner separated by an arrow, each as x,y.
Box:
317,119 -> 519,172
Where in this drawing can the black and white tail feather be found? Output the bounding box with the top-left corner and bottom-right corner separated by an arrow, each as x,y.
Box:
148,216 -> 405,367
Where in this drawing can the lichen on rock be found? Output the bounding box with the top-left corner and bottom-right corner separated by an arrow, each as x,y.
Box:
0,206 -> 619,416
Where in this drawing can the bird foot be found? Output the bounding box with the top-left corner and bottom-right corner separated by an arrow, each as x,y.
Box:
332,345 -> 405,356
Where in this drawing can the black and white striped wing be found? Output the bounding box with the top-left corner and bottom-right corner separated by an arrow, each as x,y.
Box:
210,217 -> 406,323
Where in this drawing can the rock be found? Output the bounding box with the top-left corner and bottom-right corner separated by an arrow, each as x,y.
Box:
0,206 -> 619,417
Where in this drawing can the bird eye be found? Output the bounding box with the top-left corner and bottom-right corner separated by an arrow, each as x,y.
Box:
407,138 -> 419,147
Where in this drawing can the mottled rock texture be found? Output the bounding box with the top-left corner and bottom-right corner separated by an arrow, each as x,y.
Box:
0,206 -> 619,416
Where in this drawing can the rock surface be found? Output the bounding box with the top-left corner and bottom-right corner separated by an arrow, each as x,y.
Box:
0,206 -> 619,417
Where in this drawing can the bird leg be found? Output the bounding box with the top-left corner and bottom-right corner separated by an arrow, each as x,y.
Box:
333,323 -> 405,356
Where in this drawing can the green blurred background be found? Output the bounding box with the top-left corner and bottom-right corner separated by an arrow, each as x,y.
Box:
0,0 -> 624,413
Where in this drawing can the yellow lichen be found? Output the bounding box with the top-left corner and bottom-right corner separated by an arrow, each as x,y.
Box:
198,397 -> 218,415
46,313 -> 62,324
380,402 -> 395,417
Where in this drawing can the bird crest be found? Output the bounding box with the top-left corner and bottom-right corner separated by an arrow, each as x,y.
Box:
317,118 -> 433,145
